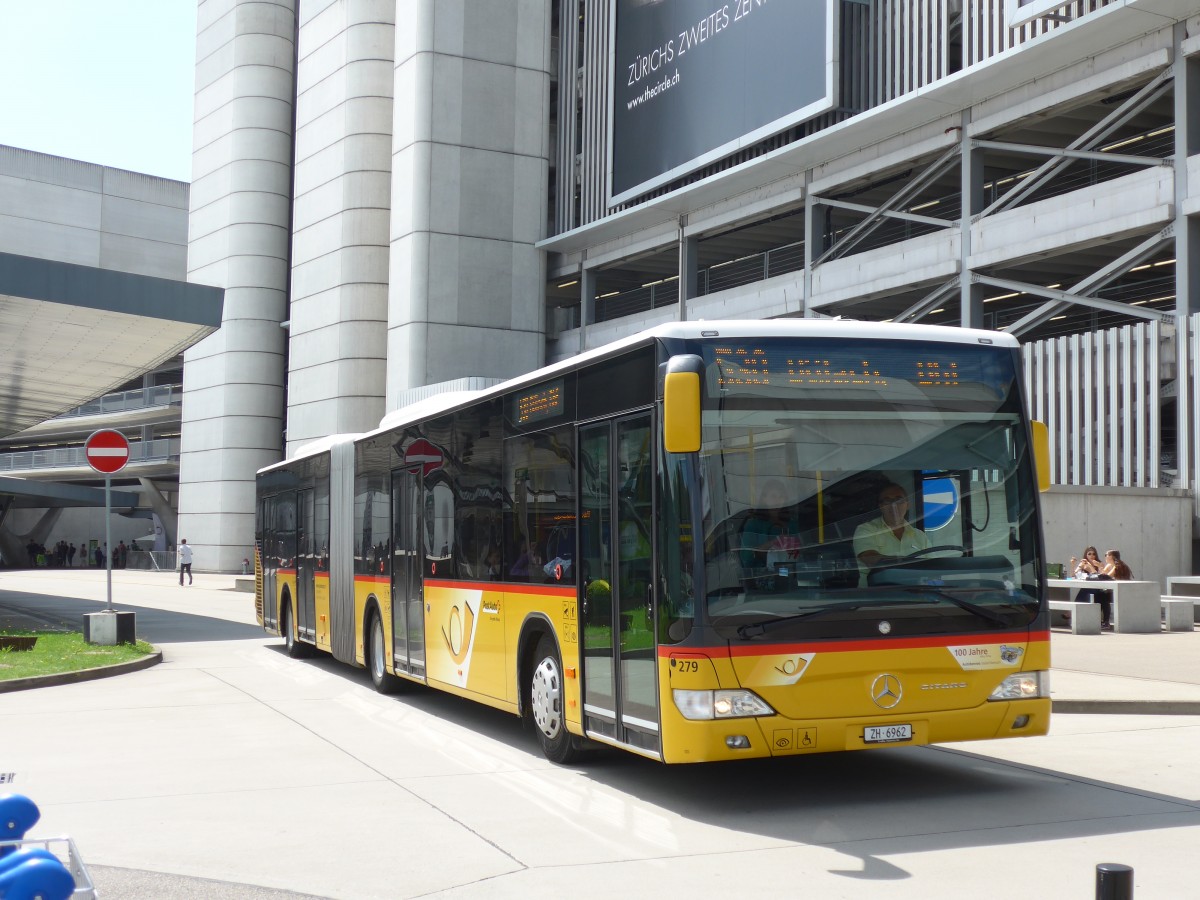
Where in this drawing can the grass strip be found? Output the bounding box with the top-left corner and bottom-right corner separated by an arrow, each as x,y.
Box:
0,630 -> 155,680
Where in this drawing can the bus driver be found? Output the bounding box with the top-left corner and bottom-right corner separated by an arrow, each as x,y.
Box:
853,483 -> 931,585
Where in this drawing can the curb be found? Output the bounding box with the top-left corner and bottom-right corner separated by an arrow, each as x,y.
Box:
1053,699 -> 1200,716
0,649 -> 162,693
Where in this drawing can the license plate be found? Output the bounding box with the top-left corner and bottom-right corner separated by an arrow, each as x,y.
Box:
864,724 -> 912,744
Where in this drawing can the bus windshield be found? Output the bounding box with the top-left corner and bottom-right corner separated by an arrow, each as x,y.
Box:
692,337 -> 1042,640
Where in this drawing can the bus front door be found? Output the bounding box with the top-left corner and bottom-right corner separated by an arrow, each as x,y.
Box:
579,414 -> 660,756
391,468 -> 426,678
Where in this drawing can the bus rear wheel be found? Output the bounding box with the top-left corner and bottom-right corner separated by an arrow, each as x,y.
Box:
530,635 -> 581,764
368,611 -> 403,694
281,601 -> 309,659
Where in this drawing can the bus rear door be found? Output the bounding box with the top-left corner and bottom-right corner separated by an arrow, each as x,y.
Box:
390,467 -> 426,678
295,489 -> 316,640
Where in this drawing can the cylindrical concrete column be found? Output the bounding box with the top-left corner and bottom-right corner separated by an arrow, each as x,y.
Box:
386,0 -> 552,406
179,0 -> 298,572
286,0 -> 395,454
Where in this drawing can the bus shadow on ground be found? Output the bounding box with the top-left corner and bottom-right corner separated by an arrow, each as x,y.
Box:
0,589 -> 264,643
281,644 -> 1200,885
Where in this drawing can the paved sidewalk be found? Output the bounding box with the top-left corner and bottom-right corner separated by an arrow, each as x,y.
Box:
0,568 -> 1197,712
1050,626 -> 1200,713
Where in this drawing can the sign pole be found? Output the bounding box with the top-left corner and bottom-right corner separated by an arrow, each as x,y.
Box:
104,474 -> 113,612
83,429 -> 132,644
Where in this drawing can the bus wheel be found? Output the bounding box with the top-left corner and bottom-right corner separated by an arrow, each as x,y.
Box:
368,611 -> 403,694
530,635 -> 581,764
281,602 -> 308,659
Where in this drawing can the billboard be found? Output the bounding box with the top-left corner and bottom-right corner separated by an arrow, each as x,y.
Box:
609,0 -> 837,206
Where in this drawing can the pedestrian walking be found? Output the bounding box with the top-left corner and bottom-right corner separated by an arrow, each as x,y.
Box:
179,539 -> 194,585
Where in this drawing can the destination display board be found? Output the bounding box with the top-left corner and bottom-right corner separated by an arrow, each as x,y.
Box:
699,338 -> 1018,405
710,345 -> 964,390
512,378 -> 565,426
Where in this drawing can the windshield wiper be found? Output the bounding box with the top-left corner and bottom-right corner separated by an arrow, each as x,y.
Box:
899,586 -> 1018,628
734,599 -> 922,638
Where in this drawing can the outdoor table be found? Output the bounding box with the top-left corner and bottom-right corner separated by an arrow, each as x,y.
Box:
1046,578 -> 1160,633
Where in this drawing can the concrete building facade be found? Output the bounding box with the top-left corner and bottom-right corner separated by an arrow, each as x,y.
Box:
181,0 -> 551,571
0,146 -> 220,567
183,0 -> 1200,583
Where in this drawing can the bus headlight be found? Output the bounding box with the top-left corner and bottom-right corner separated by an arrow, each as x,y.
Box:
673,689 -> 775,720
988,671 -> 1049,701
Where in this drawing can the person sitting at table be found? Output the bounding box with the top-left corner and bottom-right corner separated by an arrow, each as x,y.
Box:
1070,546 -> 1102,579
1077,548 -> 1133,629
739,479 -> 801,572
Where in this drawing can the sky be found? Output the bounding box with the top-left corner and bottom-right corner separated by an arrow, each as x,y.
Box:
0,2 -> 197,183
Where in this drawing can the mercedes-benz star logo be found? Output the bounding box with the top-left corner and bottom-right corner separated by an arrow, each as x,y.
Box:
871,673 -> 903,709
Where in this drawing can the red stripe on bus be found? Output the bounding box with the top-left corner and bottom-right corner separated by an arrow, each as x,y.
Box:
663,630 -> 1050,657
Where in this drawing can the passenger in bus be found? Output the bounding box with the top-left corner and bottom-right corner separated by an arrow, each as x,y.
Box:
484,544 -> 502,580
739,479 -> 802,572
853,483 -> 931,585
509,538 -> 541,580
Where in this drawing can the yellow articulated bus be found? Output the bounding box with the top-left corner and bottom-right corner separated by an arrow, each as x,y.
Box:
256,320 -> 1051,764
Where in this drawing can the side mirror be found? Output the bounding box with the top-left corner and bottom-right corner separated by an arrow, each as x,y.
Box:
663,355 -> 703,454
1030,420 -> 1050,492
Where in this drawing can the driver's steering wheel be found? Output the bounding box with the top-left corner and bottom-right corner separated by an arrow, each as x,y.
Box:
903,545 -> 965,559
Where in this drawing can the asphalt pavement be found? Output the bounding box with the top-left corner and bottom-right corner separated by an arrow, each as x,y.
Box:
1,568 -> 1198,898
3,566 -> 1196,713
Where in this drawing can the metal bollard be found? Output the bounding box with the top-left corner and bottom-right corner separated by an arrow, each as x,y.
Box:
1096,862 -> 1133,900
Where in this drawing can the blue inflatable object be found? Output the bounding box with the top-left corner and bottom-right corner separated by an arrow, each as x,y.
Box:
0,847 -> 59,876
0,794 -> 40,858
0,854 -> 76,900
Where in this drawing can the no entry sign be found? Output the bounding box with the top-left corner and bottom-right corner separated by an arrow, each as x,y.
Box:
404,438 -> 444,476
85,429 -> 130,475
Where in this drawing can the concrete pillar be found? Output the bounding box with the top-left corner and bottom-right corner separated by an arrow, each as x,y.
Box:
678,220 -> 697,322
386,0 -> 552,405
286,0 -> 395,452
579,266 -> 596,354
179,0 -> 298,572
960,113 -> 985,329
1174,29 -> 1200,502
802,171 -> 818,316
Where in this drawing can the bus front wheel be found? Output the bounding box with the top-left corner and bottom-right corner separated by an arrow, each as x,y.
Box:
530,635 -> 581,764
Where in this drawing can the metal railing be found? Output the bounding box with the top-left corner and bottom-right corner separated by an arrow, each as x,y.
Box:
0,438 -> 181,473
55,384 -> 182,419
126,550 -> 178,572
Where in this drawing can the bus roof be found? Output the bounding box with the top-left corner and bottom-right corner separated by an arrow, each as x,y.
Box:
259,319 -> 1019,471
257,432 -> 362,475
353,319 -> 1017,444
